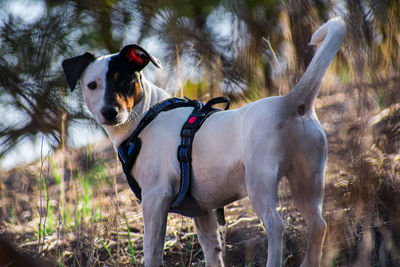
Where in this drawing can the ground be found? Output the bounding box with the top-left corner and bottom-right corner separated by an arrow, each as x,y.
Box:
0,86 -> 399,266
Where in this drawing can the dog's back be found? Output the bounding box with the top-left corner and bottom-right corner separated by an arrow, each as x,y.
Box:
190,15 -> 346,206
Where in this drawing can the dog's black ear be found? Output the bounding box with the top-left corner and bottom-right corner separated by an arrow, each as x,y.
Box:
62,52 -> 96,91
120,44 -> 162,71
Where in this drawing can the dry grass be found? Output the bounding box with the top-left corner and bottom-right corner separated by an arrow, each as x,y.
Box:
0,80 -> 399,266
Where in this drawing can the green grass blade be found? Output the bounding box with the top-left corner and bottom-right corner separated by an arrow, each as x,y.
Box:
126,220 -> 135,265
100,239 -> 115,263
183,234 -> 194,266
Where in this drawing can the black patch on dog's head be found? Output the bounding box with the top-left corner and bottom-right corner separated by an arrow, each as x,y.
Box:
104,45 -> 161,110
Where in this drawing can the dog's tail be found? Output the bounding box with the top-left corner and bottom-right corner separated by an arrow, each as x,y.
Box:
288,17 -> 346,110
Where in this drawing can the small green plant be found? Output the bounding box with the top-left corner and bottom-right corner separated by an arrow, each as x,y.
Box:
338,64 -> 349,83
58,249 -> 63,267
50,155 -> 68,225
100,239 -> 115,263
45,204 -> 55,235
88,163 -> 109,185
77,173 -> 92,220
283,253 -> 293,265
36,173 -> 55,238
126,219 -> 136,265
93,206 -> 102,222
247,256 -> 255,266
50,156 -> 62,186
184,234 -> 194,266
331,257 -> 339,267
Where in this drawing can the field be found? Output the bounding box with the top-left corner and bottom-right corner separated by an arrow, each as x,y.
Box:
1,0 -> 400,266
0,74 -> 399,267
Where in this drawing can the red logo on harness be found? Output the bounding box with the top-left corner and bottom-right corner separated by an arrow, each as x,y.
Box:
188,116 -> 196,124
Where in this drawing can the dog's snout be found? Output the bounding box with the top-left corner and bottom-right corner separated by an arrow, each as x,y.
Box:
101,106 -> 119,121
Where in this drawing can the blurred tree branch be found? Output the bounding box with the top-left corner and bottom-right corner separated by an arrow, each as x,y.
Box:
0,0 -> 399,161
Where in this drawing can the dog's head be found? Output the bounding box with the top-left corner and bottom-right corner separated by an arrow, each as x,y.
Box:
62,45 -> 161,127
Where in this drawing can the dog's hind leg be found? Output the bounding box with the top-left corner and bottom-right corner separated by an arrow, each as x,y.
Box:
142,191 -> 172,267
194,212 -> 224,267
287,162 -> 327,267
245,163 -> 284,267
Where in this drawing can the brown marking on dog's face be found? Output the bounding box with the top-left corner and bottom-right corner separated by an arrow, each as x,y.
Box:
114,72 -> 120,81
112,80 -> 142,113
114,93 -> 134,111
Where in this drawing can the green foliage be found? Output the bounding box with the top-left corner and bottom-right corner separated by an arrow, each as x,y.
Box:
126,218 -> 136,265
338,64 -> 349,83
181,80 -> 206,99
46,205 -> 54,235
50,156 -> 62,187
283,253 -> 293,265
100,239 -> 115,263
331,257 -> 338,267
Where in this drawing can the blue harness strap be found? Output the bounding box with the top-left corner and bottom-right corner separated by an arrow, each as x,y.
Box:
118,96 -> 230,209
172,96 -> 230,207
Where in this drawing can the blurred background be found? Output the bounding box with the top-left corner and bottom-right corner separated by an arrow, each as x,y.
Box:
0,0 -> 399,266
0,0 -> 396,169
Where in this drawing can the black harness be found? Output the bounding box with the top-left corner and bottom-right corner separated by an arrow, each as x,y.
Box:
117,96 -> 230,209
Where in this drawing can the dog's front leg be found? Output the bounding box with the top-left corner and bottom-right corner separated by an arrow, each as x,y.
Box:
142,189 -> 172,267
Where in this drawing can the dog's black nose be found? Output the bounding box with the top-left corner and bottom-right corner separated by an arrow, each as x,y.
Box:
101,106 -> 119,121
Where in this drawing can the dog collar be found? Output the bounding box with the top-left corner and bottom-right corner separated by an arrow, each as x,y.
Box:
118,96 -> 230,209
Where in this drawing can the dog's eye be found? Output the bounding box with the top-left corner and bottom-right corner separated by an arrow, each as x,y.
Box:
87,81 -> 97,90
121,78 -> 131,86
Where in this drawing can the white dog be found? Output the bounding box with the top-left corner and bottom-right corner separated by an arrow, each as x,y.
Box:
62,18 -> 346,267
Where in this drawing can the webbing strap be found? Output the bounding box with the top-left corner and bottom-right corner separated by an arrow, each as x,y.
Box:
172,96 -> 230,208
118,138 -> 142,200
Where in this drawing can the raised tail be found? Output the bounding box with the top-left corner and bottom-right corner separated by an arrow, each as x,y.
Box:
288,17 -> 346,109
